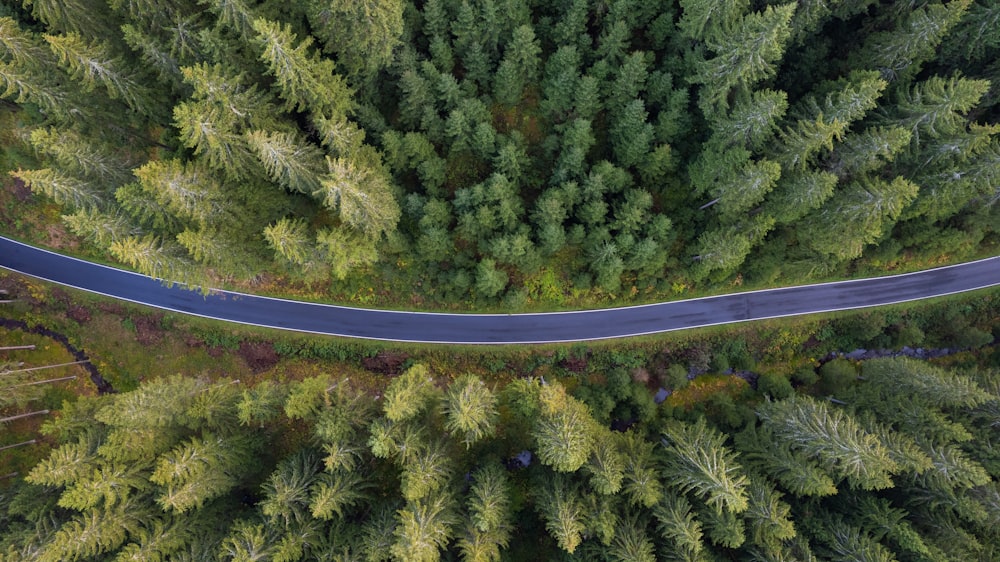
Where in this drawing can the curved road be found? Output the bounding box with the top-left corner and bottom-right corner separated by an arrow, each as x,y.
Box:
1,236 -> 998,344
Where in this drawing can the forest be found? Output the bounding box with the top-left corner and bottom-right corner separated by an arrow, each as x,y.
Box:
4,355 -> 1000,561
0,0 -> 998,306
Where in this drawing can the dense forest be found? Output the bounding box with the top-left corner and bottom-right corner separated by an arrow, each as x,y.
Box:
1,0 -> 998,303
2,356 -> 1000,560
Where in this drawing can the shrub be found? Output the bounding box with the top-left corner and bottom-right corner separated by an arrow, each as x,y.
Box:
757,372 -> 794,400
818,359 -> 858,396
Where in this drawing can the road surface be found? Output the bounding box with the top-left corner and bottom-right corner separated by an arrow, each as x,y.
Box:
1,236 -> 998,344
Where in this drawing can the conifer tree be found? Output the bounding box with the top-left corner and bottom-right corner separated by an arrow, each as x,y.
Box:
757,395 -> 898,490
317,153 -> 400,241
852,0 -> 971,83
43,33 -> 153,114
28,127 -> 132,186
661,417 -> 749,514
535,474 -> 586,554
305,0 -> 405,81
10,168 -> 104,210
391,493 -> 458,562
802,176 -> 918,260
442,374 -> 498,448
533,382 -> 597,473
692,4 -> 795,116
492,24 -> 541,106
251,18 -> 352,118
245,129 -> 325,195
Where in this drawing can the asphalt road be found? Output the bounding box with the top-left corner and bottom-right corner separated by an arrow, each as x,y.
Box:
1,236 -> 998,344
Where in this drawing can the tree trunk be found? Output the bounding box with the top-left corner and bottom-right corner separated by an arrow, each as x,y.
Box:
0,345 -> 35,351
0,410 -> 50,423
0,439 -> 37,452
3,376 -> 76,389
1,360 -> 89,375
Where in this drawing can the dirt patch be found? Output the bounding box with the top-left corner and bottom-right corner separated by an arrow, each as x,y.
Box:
238,341 -> 280,373
49,287 -> 71,307
97,302 -> 127,315
66,305 -> 91,324
363,351 -> 410,375
44,224 -> 79,251
560,355 -> 588,373
9,176 -> 31,202
133,314 -> 164,345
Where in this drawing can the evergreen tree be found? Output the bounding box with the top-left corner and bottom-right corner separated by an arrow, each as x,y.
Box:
10,168 -> 104,210
305,0 -> 405,81
852,0 -> 971,83
43,33 -> 153,114
533,382 -> 597,473
442,374 -> 498,448
661,417 -> 749,514
757,395 -> 898,490
251,17 -> 352,117
692,4 -> 795,116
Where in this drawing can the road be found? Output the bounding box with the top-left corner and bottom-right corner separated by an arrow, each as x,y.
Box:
1,236 -> 998,344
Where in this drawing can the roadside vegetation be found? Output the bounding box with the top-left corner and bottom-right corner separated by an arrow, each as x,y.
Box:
0,0 -> 998,310
2,270 -> 1000,560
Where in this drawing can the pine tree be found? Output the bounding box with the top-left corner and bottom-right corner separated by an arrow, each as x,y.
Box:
250,17 -> 352,118
660,417 -> 749,514
305,0 -> 405,81
315,227 -> 380,280
710,89 -> 789,152
317,152 -> 400,241
585,429 -> 626,495
466,464 -> 511,536
263,218 -> 320,270
772,71 -> 888,171
609,99 -> 654,169
21,0 -> 114,40
677,0 -> 747,42
757,395 -> 898,490
535,474 -> 586,554
173,63 -> 276,180
707,158 -> 782,221
891,74 -> 990,144
826,126 -> 912,180
383,364 -> 439,423
607,515 -> 656,562
533,382 -> 597,473
0,59 -> 72,119
652,494 -> 704,560
259,449 -> 321,527
765,169 -> 839,224
692,215 -> 774,280
742,478 -> 796,550
692,4 -> 795,115
493,24 -> 541,106
391,493 -> 458,562
10,168 -> 104,210
442,374 -> 498,448
220,521 -> 276,562
64,208 -> 138,250
28,127 -> 132,186
43,33 -> 153,114
246,130 -> 324,195
149,432 -> 258,513
736,426 -> 839,497
131,159 -> 228,228
803,175 -> 918,260
853,0 -> 971,83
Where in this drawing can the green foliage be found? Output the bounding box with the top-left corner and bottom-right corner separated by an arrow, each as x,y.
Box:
7,355 -> 1000,560
757,395 -> 898,490
660,417 -> 749,513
